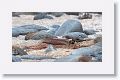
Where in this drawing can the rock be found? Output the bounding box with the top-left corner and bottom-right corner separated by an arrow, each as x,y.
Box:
45,44 -> 57,53
63,32 -> 88,41
12,29 -> 20,37
17,24 -> 48,31
55,20 -> 83,36
31,31 -> 57,40
20,55 -> 55,60
88,34 -> 102,43
54,42 -> 102,62
95,54 -> 102,62
12,12 -> 20,17
44,15 -> 53,19
94,35 -> 102,43
65,12 -> 79,16
12,28 -> 38,37
34,13 -> 53,20
48,25 -> 60,35
12,46 -> 28,56
50,25 -> 60,29
13,12 -> 43,15
12,24 -> 48,37
78,13 -> 92,19
84,29 -> 96,35
12,56 -> 22,62
49,12 -> 64,17
25,32 -> 36,40
78,56 -> 92,62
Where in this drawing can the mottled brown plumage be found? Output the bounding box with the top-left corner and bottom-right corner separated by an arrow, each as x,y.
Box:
25,38 -> 95,50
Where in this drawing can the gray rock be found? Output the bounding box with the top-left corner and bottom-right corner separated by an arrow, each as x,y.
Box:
63,32 -> 88,41
78,13 -> 92,19
20,55 -> 55,60
65,12 -> 79,16
50,25 -> 60,29
12,28 -> 38,36
31,31 -> 57,40
12,56 -> 22,62
54,42 -> 102,62
12,12 -> 43,16
55,20 -> 83,36
12,29 -> 20,37
34,13 -> 53,20
48,25 -> 60,35
49,12 -> 64,17
45,44 -> 57,53
84,29 -> 96,35
12,46 -> 28,56
12,12 -> 20,17
44,15 -> 53,19
12,24 -> 48,37
17,24 -> 48,30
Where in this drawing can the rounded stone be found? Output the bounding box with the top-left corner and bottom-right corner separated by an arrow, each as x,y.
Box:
55,20 -> 83,36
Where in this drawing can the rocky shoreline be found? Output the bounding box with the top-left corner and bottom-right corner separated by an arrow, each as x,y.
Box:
12,12 -> 102,62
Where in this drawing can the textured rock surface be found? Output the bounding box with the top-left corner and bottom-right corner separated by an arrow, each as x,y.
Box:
44,44 -> 57,53
65,12 -> 79,16
84,29 -> 96,35
31,31 -> 57,40
12,56 -> 22,62
17,24 -> 48,30
12,24 -> 48,37
54,42 -> 102,62
12,12 -> 20,17
12,28 -> 38,36
63,32 -> 88,41
49,12 -> 64,17
20,55 -> 55,60
55,20 -> 83,36
47,25 -> 60,35
12,46 -> 28,56
34,13 -> 53,20
25,32 -> 36,40
12,12 -> 102,62
78,13 -> 92,19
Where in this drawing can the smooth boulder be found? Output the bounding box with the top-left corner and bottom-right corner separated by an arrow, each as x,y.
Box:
55,20 -> 83,36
